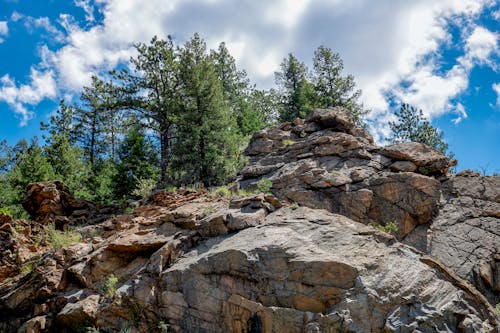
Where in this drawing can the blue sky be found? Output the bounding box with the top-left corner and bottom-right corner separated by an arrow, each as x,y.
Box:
0,0 -> 499,173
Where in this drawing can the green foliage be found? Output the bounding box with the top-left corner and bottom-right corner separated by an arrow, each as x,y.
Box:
275,53 -> 314,122
101,274 -> 119,298
172,33 -> 243,186
40,101 -> 93,198
283,139 -> 296,146
132,177 -> 157,199
119,323 -> 131,333
0,206 -> 12,217
113,125 -> 159,198
214,186 -> 230,197
312,46 -> 367,124
372,221 -> 399,235
38,224 -> 81,251
85,327 -> 100,333
256,177 -> 273,194
3,138 -> 55,218
21,263 -> 33,275
389,104 -> 452,156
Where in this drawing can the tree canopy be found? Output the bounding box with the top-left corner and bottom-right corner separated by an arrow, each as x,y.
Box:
389,103 -> 452,156
0,33 -> 373,216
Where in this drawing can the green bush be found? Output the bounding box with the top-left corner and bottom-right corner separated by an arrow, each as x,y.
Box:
372,221 -> 399,235
132,177 -> 157,199
282,139 -> 297,146
101,274 -> 119,298
0,206 -> 12,217
256,177 -> 273,194
214,186 -> 230,197
39,224 -> 81,251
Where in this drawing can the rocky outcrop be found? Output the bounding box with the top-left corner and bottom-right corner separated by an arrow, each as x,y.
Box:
22,181 -> 121,228
0,188 -> 498,333
1,108 -> 498,332
404,172 -> 500,306
239,107 -> 456,238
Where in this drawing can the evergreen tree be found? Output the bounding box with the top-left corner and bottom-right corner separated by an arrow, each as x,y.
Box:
275,53 -> 314,122
41,102 -> 90,197
113,125 -> 159,198
389,103 -> 451,155
75,76 -> 110,166
4,138 -> 55,217
311,46 -> 366,123
173,34 -> 242,186
115,36 -> 180,187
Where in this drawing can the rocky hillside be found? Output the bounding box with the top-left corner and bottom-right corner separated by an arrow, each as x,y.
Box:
0,108 -> 498,333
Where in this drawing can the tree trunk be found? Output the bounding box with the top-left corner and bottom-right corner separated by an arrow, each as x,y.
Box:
159,124 -> 171,188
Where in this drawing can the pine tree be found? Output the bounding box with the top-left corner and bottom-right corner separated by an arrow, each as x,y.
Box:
75,76 -> 110,166
113,125 -> 159,198
275,53 -> 314,122
173,34 -> 242,186
389,103 -> 451,155
114,36 -> 180,187
311,46 -> 366,123
4,138 -> 55,217
41,102 -> 90,198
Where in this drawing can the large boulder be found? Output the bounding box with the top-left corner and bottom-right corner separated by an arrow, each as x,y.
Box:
22,181 -> 120,227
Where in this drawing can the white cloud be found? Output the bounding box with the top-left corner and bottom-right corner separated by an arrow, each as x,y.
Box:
493,82 -> 500,108
453,103 -> 467,124
460,25 -> 499,69
3,0 -> 499,132
74,0 -> 95,22
13,13 -> 66,43
0,21 -> 8,43
0,69 -> 57,125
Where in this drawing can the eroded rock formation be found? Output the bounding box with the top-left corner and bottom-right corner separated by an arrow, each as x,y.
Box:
0,108 -> 498,333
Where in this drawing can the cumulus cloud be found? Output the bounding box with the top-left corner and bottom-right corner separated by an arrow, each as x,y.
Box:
0,69 -> 57,125
3,0 -> 499,133
493,83 -> 500,108
0,21 -> 8,43
74,0 -> 95,22
11,12 -> 66,43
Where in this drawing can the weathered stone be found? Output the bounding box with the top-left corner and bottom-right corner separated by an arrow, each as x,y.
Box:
158,207 -> 496,332
404,174 -> 500,305
379,142 -> 455,174
56,294 -> 100,327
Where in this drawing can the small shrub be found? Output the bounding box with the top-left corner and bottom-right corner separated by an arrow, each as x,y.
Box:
158,321 -> 171,333
283,139 -> 297,147
83,229 -> 103,239
0,206 -> 12,217
85,327 -> 100,333
21,263 -> 33,275
40,224 -> 81,251
119,324 -> 131,333
214,186 -> 230,197
101,274 -> 119,298
132,177 -> 157,199
14,224 -> 25,232
372,221 -> 399,235
124,207 -> 134,214
290,202 -> 299,210
256,177 -> 273,194
165,185 -> 177,192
